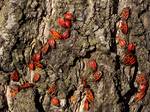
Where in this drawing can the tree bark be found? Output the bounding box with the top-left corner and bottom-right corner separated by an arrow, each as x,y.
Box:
0,0 -> 150,112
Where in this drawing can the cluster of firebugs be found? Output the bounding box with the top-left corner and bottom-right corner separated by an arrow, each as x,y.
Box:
116,7 -> 148,102
9,8 -> 148,111
9,11 -> 74,106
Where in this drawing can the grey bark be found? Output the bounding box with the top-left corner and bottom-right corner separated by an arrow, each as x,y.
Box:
0,0 -> 150,112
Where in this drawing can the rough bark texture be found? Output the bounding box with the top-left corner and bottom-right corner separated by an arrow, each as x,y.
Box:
0,0 -> 150,112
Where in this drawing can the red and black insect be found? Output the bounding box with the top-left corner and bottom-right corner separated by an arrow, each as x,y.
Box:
134,73 -> 149,102
127,43 -> 136,52
48,83 -> 57,95
92,71 -> 102,82
10,70 -> 19,82
117,20 -> 128,34
64,12 -> 74,20
20,82 -> 34,89
122,53 -> 137,66
120,7 -> 130,20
